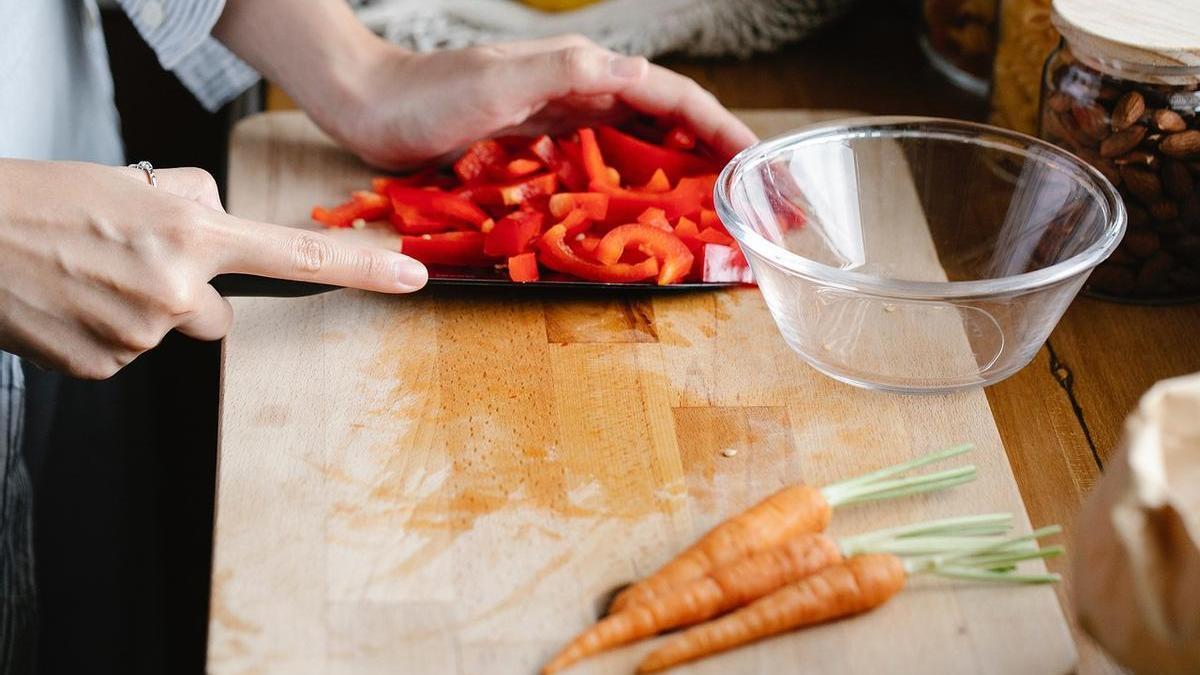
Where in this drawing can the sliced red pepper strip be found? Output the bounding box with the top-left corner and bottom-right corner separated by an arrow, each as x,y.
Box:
537,224 -> 658,283
386,185 -> 490,228
460,173 -> 559,207
639,168 -> 671,193
453,139 -> 507,183
389,204 -> 460,235
483,210 -> 544,258
595,223 -> 695,285
577,128 -> 615,187
592,180 -> 705,223
400,231 -> 490,267
507,252 -> 540,283
371,169 -> 443,194
662,125 -> 696,151
595,126 -> 717,184
636,207 -> 672,232
530,135 -> 589,191
312,190 -> 392,228
557,209 -> 593,238
696,226 -> 735,246
549,192 -> 608,220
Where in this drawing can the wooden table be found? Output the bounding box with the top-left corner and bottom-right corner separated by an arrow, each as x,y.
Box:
656,7 -> 1200,673
248,4 -> 1200,672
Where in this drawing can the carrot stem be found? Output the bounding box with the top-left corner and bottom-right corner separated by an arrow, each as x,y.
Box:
823,465 -> 977,507
839,513 -> 1013,556
823,443 -> 973,493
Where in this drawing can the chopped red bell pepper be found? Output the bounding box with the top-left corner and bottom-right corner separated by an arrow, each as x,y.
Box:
557,208 -> 593,238
662,125 -> 696,151
639,168 -> 671,193
677,174 -> 717,209
312,190 -> 392,228
453,139 -> 507,183
549,192 -> 608,220
696,227 -> 735,246
389,207 -> 457,235
385,185 -> 490,228
530,135 -> 588,191
595,223 -> 695,285
537,224 -> 658,283
483,210 -> 544,258
636,207 -> 672,231
593,180 -> 706,223
577,128 -> 616,187
674,215 -> 700,239
505,158 -> 540,177
400,231 -> 490,267
460,173 -> 558,207
699,208 -> 727,234
507,252 -> 540,282
595,126 -> 717,184
700,243 -> 754,284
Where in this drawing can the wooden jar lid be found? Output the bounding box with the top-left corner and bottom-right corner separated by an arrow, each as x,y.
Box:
1052,0 -> 1200,83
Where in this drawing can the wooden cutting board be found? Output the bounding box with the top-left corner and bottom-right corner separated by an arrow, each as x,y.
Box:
209,110 -> 1077,674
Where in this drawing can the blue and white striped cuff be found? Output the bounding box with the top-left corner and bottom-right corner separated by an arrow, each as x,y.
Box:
116,0 -> 260,111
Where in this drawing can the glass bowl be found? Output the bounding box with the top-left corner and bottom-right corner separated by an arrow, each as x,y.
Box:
715,117 -> 1126,393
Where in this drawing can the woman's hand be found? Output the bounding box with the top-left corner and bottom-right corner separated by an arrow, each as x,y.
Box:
330,36 -> 759,170
0,160 -> 427,379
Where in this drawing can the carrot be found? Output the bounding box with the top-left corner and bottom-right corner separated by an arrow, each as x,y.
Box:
542,513 -> 1014,674
637,554 -> 908,673
542,533 -> 841,674
637,527 -> 1065,673
609,444 -> 977,613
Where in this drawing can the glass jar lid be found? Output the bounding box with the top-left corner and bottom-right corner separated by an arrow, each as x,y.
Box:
1051,0 -> 1200,85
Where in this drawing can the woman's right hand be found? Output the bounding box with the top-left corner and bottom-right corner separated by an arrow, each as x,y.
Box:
0,159 -> 427,379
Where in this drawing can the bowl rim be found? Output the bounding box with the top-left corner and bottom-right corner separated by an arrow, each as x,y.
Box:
714,116 -> 1128,300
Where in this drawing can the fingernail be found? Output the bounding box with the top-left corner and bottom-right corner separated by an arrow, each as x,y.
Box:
609,55 -> 644,79
395,257 -> 428,290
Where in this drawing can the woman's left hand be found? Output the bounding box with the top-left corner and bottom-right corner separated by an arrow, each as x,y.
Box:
328,35 -> 758,170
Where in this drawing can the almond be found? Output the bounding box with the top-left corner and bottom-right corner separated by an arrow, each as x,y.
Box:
1136,251 -> 1174,293
1110,91 -> 1145,131
1161,130 -> 1200,159
1113,150 -> 1157,168
1127,203 -> 1150,228
1149,200 -> 1179,222
1100,125 -> 1147,158
1151,109 -> 1187,133
1071,104 -> 1111,142
1124,230 -> 1160,258
1047,92 -> 1073,113
1163,160 -> 1195,201
1120,165 -> 1163,204
1089,264 -> 1136,295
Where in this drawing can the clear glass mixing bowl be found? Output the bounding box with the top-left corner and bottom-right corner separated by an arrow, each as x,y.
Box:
715,117 -> 1126,393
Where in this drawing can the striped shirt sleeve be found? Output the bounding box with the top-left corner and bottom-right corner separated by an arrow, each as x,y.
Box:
115,0 -> 260,111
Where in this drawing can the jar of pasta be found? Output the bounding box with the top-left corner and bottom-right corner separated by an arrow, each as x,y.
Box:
1039,0 -> 1200,302
988,0 -> 1057,134
920,0 -> 997,96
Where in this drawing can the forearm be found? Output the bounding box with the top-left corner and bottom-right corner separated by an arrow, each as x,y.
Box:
213,0 -> 399,136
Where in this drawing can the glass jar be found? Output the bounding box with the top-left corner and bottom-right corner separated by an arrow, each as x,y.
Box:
920,0 -> 998,96
989,0 -> 1058,135
1038,5 -> 1200,302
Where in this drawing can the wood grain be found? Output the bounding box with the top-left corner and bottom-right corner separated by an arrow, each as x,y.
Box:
210,110 -> 1075,674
